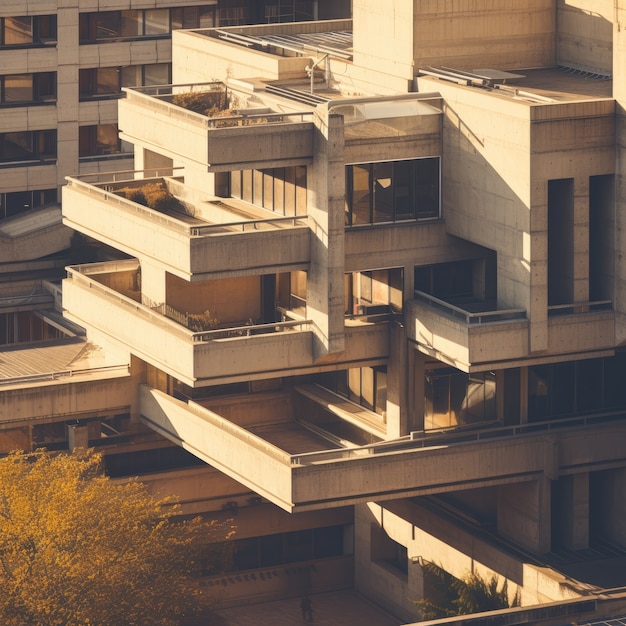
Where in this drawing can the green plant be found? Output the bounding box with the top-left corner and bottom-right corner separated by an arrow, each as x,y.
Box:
413,562 -> 518,620
187,309 -> 220,332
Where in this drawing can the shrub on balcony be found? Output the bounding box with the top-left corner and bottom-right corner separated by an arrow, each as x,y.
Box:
171,89 -> 227,116
115,181 -> 185,213
187,309 -> 220,332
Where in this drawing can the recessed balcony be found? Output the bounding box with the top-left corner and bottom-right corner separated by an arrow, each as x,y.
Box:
62,174 -> 310,279
118,82 -> 315,171
63,263 -> 316,386
407,291 -> 529,371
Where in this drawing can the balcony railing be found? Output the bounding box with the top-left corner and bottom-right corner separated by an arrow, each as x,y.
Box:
290,408 -> 626,465
65,172 -> 308,235
413,290 -> 526,324
66,266 -> 312,342
548,300 -> 612,316
0,364 -> 129,387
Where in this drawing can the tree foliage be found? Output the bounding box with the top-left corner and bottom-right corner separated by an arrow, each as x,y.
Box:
0,450 -> 233,626
414,561 -> 518,621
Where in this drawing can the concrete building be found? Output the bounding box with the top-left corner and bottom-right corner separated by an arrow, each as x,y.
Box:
2,0 -> 626,622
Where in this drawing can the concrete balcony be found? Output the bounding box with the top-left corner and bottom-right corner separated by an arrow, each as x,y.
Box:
63,265 -> 316,386
0,205 -> 72,263
547,302 -> 614,354
62,175 -> 311,280
140,385 -> 626,512
407,291 -> 529,371
118,83 -> 315,171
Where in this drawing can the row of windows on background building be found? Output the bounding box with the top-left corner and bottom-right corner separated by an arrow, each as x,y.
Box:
0,126 -> 132,165
0,3 -> 331,48
0,64 -> 171,106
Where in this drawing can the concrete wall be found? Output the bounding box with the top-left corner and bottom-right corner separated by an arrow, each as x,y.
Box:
353,0 -> 555,83
556,0 -> 614,74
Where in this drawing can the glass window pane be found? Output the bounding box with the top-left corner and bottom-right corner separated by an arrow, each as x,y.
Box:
4,17 -> 33,45
284,167 -> 296,215
350,164 -> 370,225
314,526 -> 344,558
414,157 -> 440,219
449,372 -> 466,426
259,534 -> 282,567
121,66 -> 141,88
97,12 -> 122,39
199,7 -> 217,27
144,9 -> 169,35
96,124 -> 119,154
394,160 -> 415,220
4,75 -> 33,102
375,367 -> 387,416
120,11 -> 141,37
361,366 -> 374,410
283,529 -> 313,563
273,168 -> 285,214
96,68 -> 120,95
295,165 -> 307,215
528,365 -> 550,421
143,63 -> 169,86
253,169 -> 264,206
372,161 -> 394,223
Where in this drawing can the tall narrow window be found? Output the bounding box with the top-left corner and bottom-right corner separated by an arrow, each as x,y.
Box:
547,178 -> 574,306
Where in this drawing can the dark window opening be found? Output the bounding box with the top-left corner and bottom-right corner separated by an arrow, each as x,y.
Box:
79,124 -> 130,158
0,188 -> 57,220
589,174 -> 614,302
0,72 -> 56,105
547,178 -> 574,306
0,130 -> 56,164
0,15 -> 57,47
345,158 -> 440,226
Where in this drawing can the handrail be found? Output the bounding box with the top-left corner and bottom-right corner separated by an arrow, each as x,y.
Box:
548,300 -> 612,316
290,409 -> 626,465
0,364 -> 130,387
192,319 -> 312,342
413,290 -> 526,324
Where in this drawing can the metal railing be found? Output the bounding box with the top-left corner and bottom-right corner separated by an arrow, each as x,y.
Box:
66,268 -> 313,343
548,300 -> 612,316
413,290 -> 527,324
65,175 -> 308,236
0,364 -> 130,388
290,409 -> 626,465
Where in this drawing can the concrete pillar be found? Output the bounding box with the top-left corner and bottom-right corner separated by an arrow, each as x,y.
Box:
135,147 -> 174,178
614,1 -> 626,343
553,473 -> 589,551
497,477 -> 551,554
67,424 -> 89,452
410,347 -> 425,432
572,177 -> 590,303
307,111 -> 345,359
386,321 -> 408,438
140,260 -> 166,307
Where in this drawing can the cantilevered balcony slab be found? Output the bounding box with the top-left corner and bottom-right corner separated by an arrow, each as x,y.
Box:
140,385 -> 626,512
62,177 -> 310,280
118,88 -> 315,172
407,293 -> 529,372
0,338 -> 132,428
63,267 -> 316,386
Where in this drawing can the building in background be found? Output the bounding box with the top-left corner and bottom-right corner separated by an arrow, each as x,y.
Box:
2,1 -> 626,622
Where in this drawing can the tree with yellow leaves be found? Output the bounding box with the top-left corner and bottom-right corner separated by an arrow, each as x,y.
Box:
0,450 -> 233,626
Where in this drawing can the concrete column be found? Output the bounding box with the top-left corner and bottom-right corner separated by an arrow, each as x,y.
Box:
386,321 -> 408,438
307,111 -> 346,359
572,177 -> 590,303
67,424 -> 89,452
410,347 -> 425,432
140,260 -> 166,307
592,467 -> 626,547
497,477 -> 551,554
553,473 -> 589,551
614,1 -> 626,342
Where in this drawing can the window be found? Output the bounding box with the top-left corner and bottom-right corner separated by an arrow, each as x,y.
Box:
79,124 -> 131,158
345,157 -> 440,226
223,525 -> 351,573
0,130 -> 56,164
528,352 -> 626,421
424,368 -> 497,430
80,64 -> 172,99
0,15 -> 56,47
79,7 -> 217,43
231,166 -> 307,216
0,188 -> 56,220
0,72 -> 56,105
346,268 -> 403,315
318,367 -> 388,418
